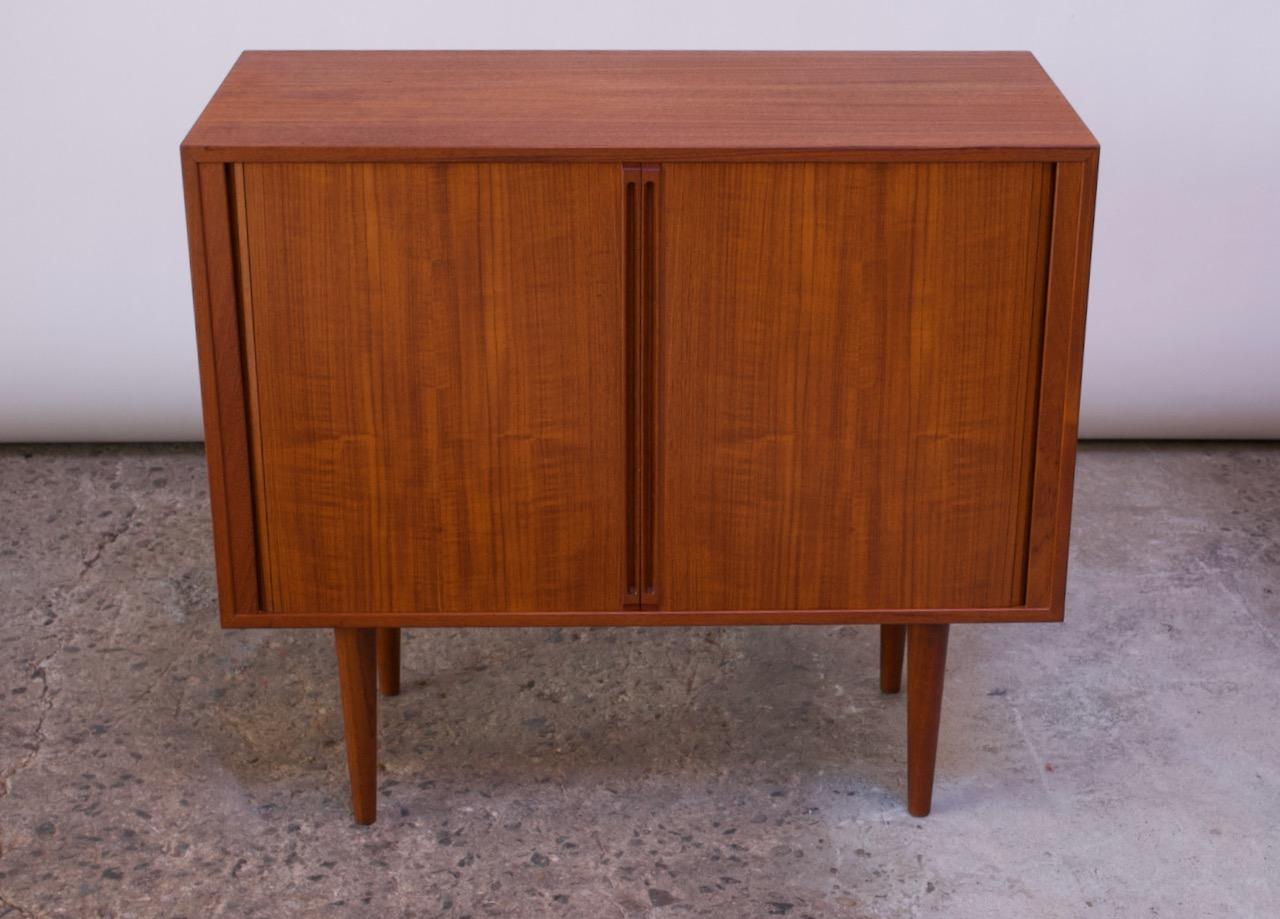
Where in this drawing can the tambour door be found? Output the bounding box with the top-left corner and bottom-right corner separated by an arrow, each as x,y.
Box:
236,163 -> 627,614
657,163 -> 1054,611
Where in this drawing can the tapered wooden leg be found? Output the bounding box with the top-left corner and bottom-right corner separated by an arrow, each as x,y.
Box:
376,628 -> 401,697
334,628 -> 377,825
879,624 -> 906,694
906,624 -> 950,817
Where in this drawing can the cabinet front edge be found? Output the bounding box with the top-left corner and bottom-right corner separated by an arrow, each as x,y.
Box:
181,145 -> 1099,165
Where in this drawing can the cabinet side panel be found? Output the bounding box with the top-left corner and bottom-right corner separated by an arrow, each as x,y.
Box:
185,161 -> 261,620
1025,157 -> 1098,614
230,163 -> 275,610
241,163 -> 627,614
658,162 -> 1052,611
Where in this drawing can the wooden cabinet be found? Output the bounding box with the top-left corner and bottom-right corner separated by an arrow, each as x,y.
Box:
182,51 -> 1098,824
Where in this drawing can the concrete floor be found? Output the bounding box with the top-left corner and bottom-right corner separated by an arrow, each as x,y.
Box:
0,443 -> 1277,918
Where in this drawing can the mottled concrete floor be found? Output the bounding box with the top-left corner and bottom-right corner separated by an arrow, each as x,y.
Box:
1,443 -> 1278,918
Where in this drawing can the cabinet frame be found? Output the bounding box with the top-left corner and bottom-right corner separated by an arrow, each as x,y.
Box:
182,152 -> 1097,630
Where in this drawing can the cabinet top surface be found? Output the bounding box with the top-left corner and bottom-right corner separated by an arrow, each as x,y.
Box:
182,51 -> 1097,162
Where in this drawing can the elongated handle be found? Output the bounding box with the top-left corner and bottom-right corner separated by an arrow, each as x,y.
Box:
623,172 -> 641,605
640,173 -> 659,605
622,165 -> 660,609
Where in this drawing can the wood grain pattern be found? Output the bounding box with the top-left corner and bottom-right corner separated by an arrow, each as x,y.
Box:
182,52 -> 1097,163
334,628 -> 377,824
181,160 -> 237,619
1049,156 -> 1099,614
184,162 -> 260,621
658,163 -> 1053,611
231,163 -> 274,610
1025,156 -> 1100,615
238,163 -> 627,614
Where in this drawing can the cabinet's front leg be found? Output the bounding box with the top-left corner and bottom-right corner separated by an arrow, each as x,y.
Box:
334,628 -> 378,824
879,624 -> 906,693
376,628 -> 401,696
906,624 -> 950,817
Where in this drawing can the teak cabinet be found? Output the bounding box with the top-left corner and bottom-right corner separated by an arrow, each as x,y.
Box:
182,51 -> 1098,824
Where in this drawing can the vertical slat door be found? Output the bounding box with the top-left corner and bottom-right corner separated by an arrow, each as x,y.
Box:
657,162 -> 1054,611
238,163 -> 627,614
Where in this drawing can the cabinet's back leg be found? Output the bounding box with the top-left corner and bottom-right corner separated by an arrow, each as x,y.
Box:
377,628 -> 401,696
334,628 -> 378,825
906,624 -> 950,817
879,624 -> 906,693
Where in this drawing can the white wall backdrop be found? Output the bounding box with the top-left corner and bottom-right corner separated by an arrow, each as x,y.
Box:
1,1 -> 1278,441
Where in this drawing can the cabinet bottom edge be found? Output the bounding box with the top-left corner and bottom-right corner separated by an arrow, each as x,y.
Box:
221,606 -> 1061,629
